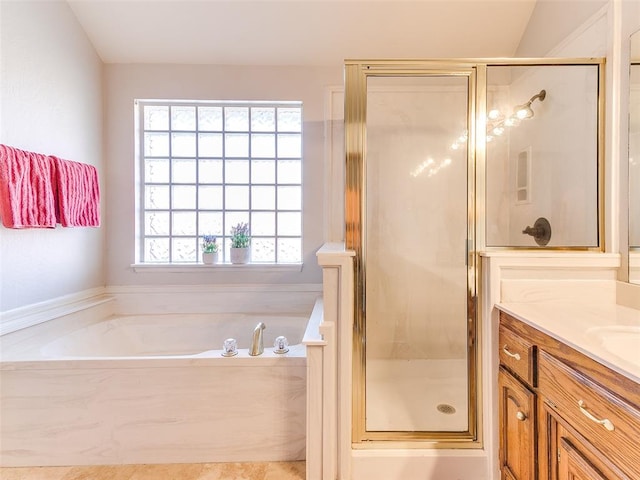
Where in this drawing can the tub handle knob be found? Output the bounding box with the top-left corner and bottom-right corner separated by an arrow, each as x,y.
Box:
222,338 -> 238,357
274,336 -> 290,354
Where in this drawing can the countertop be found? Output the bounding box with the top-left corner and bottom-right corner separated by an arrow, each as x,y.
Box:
496,302 -> 640,385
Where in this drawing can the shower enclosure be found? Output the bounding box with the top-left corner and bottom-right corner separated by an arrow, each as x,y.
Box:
344,59 -> 603,446
345,61 -> 478,443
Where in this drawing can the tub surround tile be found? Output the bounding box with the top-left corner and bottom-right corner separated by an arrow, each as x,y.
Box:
0,365 -> 306,467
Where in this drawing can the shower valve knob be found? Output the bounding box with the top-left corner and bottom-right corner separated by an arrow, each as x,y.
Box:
522,217 -> 551,246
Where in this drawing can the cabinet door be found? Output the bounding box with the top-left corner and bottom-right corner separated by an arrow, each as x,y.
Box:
558,436 -> 608,480
499,367 -> 537,480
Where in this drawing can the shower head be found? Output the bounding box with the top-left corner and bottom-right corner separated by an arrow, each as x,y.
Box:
514,89 -> 546,120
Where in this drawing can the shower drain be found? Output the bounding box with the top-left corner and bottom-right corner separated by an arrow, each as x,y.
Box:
436,404 -> 456,415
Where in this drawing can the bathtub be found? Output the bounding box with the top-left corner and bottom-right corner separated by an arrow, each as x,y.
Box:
0,310 -> 309,467
37,313 -> 307,359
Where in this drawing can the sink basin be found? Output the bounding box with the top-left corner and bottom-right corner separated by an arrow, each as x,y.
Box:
585,326 -> 640,366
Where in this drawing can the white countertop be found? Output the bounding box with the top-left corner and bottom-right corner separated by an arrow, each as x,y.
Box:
497,302 -> 640,385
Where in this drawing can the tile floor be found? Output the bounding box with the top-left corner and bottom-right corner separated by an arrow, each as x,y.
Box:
0,461 -> 305,480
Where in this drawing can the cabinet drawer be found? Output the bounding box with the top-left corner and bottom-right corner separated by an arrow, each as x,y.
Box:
538,350 -> 640,478
499,324 -> 535,386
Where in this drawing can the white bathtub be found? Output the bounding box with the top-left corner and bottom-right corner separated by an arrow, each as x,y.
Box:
37,313 -> 306,359
0,310 -> 309,467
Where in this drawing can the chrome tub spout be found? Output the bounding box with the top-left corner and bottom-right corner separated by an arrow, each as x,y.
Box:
249,322 -> 266,356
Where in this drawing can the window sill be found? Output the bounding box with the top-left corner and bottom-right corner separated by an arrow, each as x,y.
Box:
131,263 -> 303,273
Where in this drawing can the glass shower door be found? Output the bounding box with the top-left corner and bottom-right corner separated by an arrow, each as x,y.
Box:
361,73 -> 473,435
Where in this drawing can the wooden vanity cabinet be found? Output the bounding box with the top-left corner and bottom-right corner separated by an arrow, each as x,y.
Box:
498,323 -> 538,480
499,311 -> 640,480
498,366 -> 537,480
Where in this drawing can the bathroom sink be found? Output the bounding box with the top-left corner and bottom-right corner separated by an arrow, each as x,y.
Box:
585,326 -> 640,366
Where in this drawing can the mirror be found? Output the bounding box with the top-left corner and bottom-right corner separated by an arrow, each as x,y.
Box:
630,31 -> 640,284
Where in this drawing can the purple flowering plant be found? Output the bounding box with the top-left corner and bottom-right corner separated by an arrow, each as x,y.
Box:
230,222 -> 250,248
201,235 -> 219,253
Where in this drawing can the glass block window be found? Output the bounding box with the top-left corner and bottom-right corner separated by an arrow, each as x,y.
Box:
138,101 -> 303,264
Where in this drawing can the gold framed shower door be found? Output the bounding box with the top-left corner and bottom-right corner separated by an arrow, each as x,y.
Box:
345,60 -> 480,446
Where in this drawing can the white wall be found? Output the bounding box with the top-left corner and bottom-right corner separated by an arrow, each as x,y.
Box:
515,0 -> 607,57
0,0 -> 104,312
104,64 -> 341,286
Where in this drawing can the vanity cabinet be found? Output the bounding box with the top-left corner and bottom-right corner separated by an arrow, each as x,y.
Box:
498,324 -> 537,480
498,311 -> 640,480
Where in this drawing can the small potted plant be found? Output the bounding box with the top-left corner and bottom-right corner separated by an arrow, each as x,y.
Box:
229,222 -> 250,264
201,235 -> 219,265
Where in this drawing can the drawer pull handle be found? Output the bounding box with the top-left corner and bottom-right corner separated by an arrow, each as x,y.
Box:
502,346 -> 521,361
516,411 -> 527,421
578,400 -> 615,432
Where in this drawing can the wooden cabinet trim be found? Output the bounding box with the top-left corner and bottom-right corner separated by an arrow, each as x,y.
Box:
499,311 -> 640,409
538,350 -> 640,479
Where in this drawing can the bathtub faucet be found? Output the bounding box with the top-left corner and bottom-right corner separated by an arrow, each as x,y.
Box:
249,322 -> 266,356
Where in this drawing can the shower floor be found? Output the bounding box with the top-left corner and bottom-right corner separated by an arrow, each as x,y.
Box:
366,358 -> 469,432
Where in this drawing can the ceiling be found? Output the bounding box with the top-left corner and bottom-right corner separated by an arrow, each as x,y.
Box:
67,0 -> 539,66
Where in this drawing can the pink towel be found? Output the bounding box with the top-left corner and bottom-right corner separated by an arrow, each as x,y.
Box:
0,144 -> 57,228
50,156 -> 100,227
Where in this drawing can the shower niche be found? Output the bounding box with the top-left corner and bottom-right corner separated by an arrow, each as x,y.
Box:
344,59 -> 604,446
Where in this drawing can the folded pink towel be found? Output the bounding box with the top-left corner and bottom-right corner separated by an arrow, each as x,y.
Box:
50,156 -> 100,227
0,144 -> 57,228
